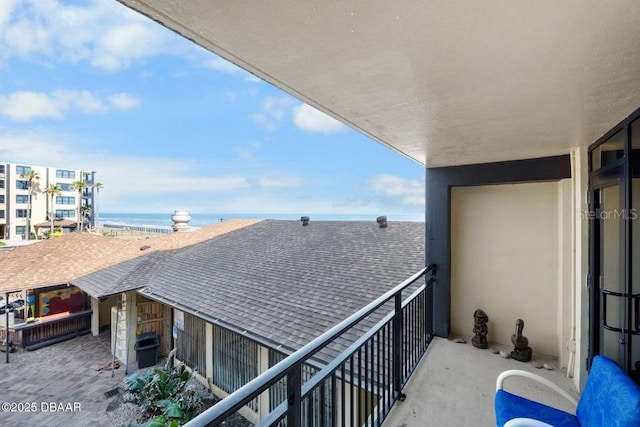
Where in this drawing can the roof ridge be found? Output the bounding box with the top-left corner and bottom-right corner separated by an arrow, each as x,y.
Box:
112,249 -> 177,293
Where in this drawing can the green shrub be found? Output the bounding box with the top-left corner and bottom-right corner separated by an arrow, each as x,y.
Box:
124,364 -> 202,426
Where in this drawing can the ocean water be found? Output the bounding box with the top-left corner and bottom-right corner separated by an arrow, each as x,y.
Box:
99,212 -> 424,229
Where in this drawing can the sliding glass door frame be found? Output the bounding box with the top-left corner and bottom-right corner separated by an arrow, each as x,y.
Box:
588,107 -> 640,382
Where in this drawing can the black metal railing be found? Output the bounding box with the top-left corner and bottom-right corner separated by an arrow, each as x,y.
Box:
186,264 -> 437,427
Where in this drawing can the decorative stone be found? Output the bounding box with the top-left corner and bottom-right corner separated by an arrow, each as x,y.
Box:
532,361 -> 543,369
543,363 -> 553,370
510,319 -> 533,362
499,351 -> 511,359
453,337 -> 467,344
471,309 -> 489,349
489,347 -> 500,354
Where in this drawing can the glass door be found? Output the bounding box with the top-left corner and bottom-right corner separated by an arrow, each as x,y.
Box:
589,111 -> 640,383
630,118 -> 640,382
594,182 -> 625,367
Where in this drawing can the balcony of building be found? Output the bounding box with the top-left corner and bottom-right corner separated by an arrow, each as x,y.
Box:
384,337 -> 578,426
108,1 -> 640,425
179,265 -> 582,427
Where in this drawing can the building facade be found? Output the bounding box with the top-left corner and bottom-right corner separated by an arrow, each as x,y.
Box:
0,162 -> 96,240
69,219 -> 425,424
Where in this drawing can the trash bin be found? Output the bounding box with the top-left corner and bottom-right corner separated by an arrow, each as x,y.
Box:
135,332 -> 160,368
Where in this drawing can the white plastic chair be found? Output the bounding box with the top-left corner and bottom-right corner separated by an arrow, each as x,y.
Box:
496,370 -> 579,407
496,369 -> 578,427
503,418 -> 554,427
496,356 -> 640,426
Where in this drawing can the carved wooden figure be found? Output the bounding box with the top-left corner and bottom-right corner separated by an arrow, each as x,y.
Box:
472,309 -> 489,349
510,318 -> 533,362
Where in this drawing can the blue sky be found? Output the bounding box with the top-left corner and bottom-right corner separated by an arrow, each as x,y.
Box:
0,0 -> 424,216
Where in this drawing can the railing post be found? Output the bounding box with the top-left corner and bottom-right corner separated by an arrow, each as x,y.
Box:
5,291 -> 9,363
331,373 -> 337,427
392,292 -> 404,399
425,265 -> 437,342
286,363 -> 303,427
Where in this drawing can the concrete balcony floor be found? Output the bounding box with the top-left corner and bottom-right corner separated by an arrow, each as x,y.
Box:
385,337 -> 579,426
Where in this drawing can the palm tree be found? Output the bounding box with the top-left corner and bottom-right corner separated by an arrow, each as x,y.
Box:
80,204 -> 92,230
70,180 -> 88,232
43,184 -> 62,235
92,182 -> 103,230
19,169 -> 40,239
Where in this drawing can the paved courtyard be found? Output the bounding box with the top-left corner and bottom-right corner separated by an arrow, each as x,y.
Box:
0,333 -> 135,427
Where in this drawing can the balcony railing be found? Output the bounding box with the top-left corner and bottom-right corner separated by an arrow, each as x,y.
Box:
186,264 -> 437,427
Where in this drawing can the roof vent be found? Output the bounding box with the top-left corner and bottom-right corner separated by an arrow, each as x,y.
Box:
171,210 -> 191,232
376,216 -> 388,228
301,216 -> 310,226
140,245 -> 151,251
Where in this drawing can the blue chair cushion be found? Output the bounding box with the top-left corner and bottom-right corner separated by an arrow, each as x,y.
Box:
576,356 -> 640,427
495,389 -> 580,427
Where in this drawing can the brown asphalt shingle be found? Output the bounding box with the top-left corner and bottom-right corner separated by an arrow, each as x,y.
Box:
0,219 -> 260,293
107,220 -> 426,359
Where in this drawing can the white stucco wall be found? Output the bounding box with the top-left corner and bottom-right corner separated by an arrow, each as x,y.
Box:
450,180 -> 572,361
99,294 -> 119,329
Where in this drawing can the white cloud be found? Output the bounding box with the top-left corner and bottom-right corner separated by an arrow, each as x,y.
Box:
0,0 -> 17,27
109,93 -> 141,110
0,132 -> 424,215
4,19 -> 49,58
208,194 -> 378,215
0,132 -> 70,163
0,91 -> 64,121
234,142 -> 261,160
55,89 -> 107,114
244,74 -> 264,84
258,176 -> 303,188
401,196 -> 425,206
0,89 -> 140,121
118,173 -> 249,195
251,96 -> 294,131
0,135 -> 250,212
0,0 -> 269,81
369,174 -> 424,207
201,56 -> 244,74
293,103 -> 347,134
0,0 -> 182,70
91,22 -> 168,70
200,54 -> 263,83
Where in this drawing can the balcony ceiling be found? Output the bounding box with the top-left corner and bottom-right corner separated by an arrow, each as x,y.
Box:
119,1 -> 640,167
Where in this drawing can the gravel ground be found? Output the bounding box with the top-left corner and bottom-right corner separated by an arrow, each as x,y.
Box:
105,375 -> 253,427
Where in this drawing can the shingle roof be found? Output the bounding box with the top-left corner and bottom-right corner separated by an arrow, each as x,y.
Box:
33,218 -> 77,228
0,219 -> 260,293
85,219 -> 425,359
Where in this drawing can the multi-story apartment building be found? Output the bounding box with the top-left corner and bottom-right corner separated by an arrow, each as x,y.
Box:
0,162 -> 96,240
